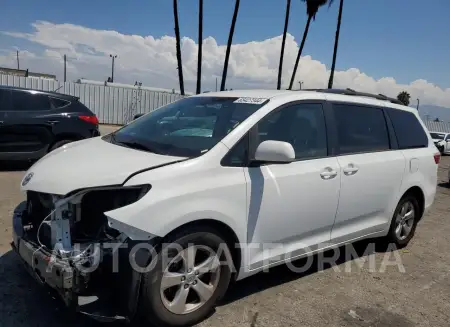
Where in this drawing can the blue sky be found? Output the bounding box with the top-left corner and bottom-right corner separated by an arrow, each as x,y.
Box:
1,0 -> 449,88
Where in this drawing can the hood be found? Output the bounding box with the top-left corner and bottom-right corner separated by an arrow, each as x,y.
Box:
21,137 -> 186,195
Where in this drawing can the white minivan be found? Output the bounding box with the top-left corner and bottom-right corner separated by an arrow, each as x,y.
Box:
12,89 -> 439,326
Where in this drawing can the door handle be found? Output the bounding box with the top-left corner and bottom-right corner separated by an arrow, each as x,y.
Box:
320,167 -> 338,180
343,163 -> 359,176
46,120 -> 59,125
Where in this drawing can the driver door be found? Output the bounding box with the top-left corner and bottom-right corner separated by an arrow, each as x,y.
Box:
244,102 -> 341,270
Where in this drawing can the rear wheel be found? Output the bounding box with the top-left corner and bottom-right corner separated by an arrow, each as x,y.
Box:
140,227 -> 233,327
384,195 -> 420,248
49,139 -> 74,152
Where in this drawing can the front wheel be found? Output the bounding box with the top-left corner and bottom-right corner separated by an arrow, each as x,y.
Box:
140,227 -> 233,327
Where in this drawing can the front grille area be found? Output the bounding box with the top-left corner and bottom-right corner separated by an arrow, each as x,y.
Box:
22,191 -> 54,246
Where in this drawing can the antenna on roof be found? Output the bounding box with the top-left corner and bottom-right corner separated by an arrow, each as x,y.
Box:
52,85 -> 63,93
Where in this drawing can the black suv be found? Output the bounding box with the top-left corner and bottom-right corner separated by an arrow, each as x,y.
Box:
0,86 -> 100,161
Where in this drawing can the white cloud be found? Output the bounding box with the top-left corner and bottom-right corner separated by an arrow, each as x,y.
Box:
1,21 -> 449,107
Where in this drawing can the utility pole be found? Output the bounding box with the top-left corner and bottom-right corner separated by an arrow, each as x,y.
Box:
16,50 -> 19,70
298,81 -> 304,90
416,98 -> 420,111
110,54 -> 117,83
63,54 -> 67,82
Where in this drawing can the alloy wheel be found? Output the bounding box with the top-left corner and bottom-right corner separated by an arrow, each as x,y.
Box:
160,245 -> 221,315
395,201 -> 415,241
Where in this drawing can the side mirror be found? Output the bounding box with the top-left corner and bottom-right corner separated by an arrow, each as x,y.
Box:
253,140 -> 295,163
133,113 -> 144,120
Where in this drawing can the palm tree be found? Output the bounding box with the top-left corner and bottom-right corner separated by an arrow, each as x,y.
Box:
196,0 -> 203,94
288,0 -> 333,90
221,0 -> 240,91
397,91 -> 411,106
173,0 -> 185,95
327,0 -> 344,89
277,0 -> 292,90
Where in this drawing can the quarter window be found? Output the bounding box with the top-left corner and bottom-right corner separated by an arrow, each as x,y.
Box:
334,104 -> 390,155
221,134 -> 249,167
256,103 -> 327,160
385,108 -> 428,149
50,97 -> 70,109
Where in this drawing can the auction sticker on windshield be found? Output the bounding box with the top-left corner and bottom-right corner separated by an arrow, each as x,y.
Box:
233,97 -> 268,104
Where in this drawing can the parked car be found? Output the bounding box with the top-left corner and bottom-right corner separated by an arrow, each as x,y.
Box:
12,89 -> 439,327
429,132 -> 450,154
0,86 -> 100,161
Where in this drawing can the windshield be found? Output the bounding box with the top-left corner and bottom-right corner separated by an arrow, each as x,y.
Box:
430,133 -> 445,140
108,96 -> 267,157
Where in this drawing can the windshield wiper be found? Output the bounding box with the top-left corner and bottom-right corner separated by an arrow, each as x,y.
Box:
115,141 -> 162,154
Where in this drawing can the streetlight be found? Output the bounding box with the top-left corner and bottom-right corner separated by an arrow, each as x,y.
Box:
298,80 -> 304,90
110,54 -> 117,83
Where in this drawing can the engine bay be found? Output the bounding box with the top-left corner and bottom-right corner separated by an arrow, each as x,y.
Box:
15,185 -> 152,320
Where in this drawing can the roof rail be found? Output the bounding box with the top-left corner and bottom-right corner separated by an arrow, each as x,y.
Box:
301,88 -> 403,105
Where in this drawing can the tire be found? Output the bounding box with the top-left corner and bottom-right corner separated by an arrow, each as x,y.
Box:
383,195 -> 420,248
140,226 -> 233,327
49,139 -> 73,152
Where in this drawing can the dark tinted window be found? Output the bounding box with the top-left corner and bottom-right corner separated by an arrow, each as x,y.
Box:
334,104 -> 390,154
0,89 -> 12,111
221,134 -> 249,167
50,97 -> 70,109
386,108 -> 428,149
430,133 -> 445,140
446,134 -> 450,141
257,103 -> 327,160
11,91 -> 51,111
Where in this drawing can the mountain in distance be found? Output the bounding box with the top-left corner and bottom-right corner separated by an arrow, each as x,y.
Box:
415,104 -> 450,123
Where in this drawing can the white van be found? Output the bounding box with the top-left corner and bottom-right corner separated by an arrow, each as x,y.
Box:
12,89 -> 439,326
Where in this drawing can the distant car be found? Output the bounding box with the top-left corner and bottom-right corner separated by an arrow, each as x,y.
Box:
429,132 -> 450,154
0,86 -> 100,161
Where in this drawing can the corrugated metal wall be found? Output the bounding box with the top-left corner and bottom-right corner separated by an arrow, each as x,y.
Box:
0,74 -> 184,125
424,120 -> 450,133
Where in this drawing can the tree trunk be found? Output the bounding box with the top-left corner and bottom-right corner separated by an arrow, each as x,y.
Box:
173,0 -> 185,95
196,0 -> 203,94
221,0 -> 240,91
288,15 -> 312,90
328,0 -> 344,89
277,0 -> 291,90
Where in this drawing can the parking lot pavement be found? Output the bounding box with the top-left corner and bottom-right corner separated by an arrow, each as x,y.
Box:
0,157 -> 449,327
99,124 -> 120,135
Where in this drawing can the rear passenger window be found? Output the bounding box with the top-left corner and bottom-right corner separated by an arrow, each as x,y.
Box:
386,109 -> 428,149
50,97 -> 70,109
334,104 -> 390,155
0,89 -> 12,111
11,91 -> 51,111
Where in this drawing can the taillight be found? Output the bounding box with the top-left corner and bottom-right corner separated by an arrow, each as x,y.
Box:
434,153 -> 441,164
79,115 -> 99,125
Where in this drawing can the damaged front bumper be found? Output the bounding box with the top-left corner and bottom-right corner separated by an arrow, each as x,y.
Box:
11,194 -> 157,323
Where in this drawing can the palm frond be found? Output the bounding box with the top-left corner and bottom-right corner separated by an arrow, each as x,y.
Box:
302,0 -> 333,20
